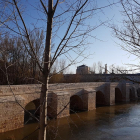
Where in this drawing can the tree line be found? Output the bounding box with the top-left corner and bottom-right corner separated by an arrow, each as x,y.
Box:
0,29 -> 44,84
90,62 -> 129,74
0,31 -> 81,84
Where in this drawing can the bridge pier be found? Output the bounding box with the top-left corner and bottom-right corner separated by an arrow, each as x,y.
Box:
121,83 -> 138,102
47,92 -> 57,119
84,88 -> 96,110
123,83 -> 130,102
105,83 -> 115,106
96,83 -> 115,106
56,91 -> 70,118
134,87 -> 138,100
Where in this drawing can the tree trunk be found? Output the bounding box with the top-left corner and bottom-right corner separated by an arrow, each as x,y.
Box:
39,75 -> 49,140
39,0 -> 53,140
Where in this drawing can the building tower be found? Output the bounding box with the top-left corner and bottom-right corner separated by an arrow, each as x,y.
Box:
76,65 -> 90,74
105,64 -> 107,74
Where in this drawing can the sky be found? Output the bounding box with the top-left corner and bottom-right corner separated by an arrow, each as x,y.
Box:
5,0 -> 140,74
69,0 -> 140,73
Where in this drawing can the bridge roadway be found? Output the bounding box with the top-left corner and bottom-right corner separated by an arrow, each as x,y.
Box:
0,82 -> 139,133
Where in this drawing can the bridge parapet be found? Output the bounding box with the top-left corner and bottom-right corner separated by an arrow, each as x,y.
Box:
0,85 -> 41,96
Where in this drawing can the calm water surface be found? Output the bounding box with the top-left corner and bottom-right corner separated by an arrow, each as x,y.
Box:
1,101 -> 140,140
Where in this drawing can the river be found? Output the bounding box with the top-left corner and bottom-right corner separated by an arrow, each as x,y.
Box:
1,101 -> 140,140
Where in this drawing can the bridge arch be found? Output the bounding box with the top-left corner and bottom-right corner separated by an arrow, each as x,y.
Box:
96,91 -> 106,107
24,99 -> 40,124
115,87 -> 123,103
70,95 -> 84,113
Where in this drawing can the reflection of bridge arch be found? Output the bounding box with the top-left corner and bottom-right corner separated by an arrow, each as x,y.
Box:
70,95 -> 84,113
115,88 -> 122,103
96,91 -> 105,107
24,99 -> 40,124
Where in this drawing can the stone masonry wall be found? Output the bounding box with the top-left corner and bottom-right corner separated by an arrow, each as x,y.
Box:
56,91 -> 70,118
0,82 -> 138,133
0,96 -> 24,133
84,88 -> 96,110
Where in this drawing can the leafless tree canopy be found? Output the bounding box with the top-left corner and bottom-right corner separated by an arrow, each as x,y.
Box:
113,0 -> 140,58
111,0 -> 140,73
0,0 -> 117,140
98,61 -> 103,74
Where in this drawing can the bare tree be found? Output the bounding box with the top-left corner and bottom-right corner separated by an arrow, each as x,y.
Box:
98,61 -> 103,74
0,30 -> 44,84
90,62 -> 96,74
93,62 -> 96,74
112,0 -> 140,73
109,64 -> 114,73
59,59 -> 67,74
50,58 -> 66,74
0,1 -> 14,28
108,64 -> 128,74
0,0 -> 117,140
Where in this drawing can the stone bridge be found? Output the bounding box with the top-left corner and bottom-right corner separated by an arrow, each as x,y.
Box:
0,82 -> 140,133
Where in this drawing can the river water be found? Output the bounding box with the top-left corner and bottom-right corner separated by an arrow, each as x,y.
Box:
1,101 -> 140,140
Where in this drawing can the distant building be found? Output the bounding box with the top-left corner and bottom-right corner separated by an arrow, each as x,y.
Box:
76,65 -> 90,74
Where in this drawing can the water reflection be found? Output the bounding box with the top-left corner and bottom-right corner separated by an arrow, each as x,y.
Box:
1,101 -> 140,140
